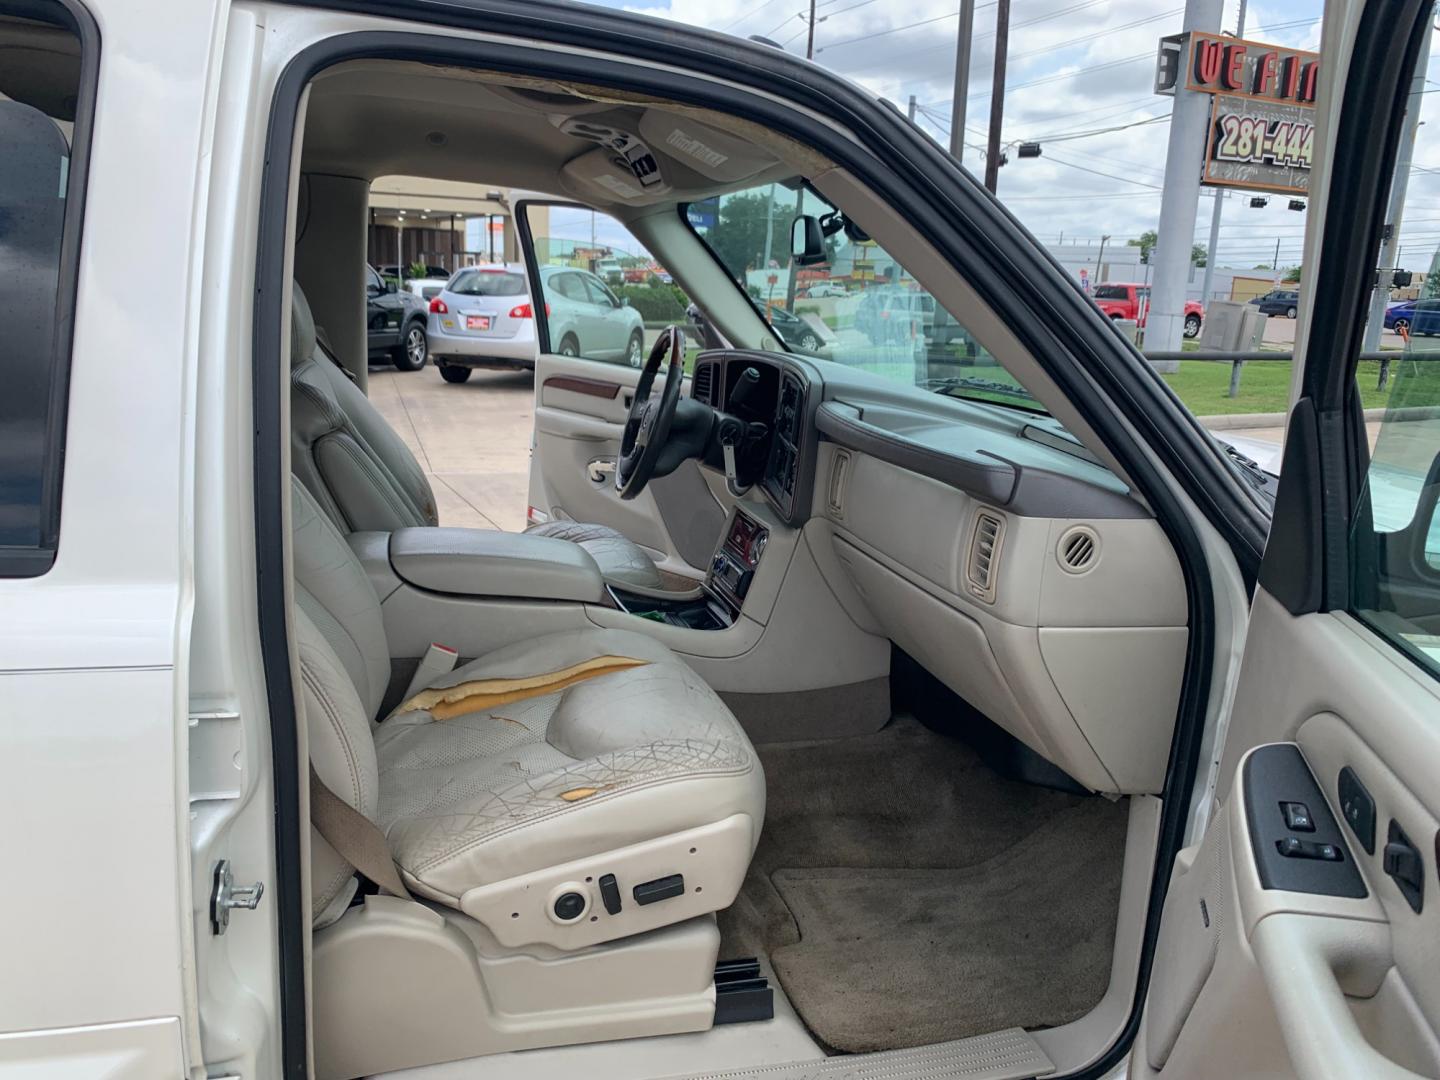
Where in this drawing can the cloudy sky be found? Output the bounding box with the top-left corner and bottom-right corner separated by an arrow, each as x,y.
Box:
546,0 -> 1440,277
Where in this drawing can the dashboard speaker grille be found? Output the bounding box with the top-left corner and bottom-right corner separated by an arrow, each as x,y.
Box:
966,510 -> 1004,604
1057,525 -> 1100,574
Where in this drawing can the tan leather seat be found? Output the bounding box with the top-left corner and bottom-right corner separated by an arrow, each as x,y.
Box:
293,479 -> 764,938
289,281 -> 665,589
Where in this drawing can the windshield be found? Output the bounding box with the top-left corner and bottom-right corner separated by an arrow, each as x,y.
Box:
684,183 -> 1045,415
450,269 -> 527,297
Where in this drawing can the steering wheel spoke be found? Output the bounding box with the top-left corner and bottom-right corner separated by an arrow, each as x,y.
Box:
615,326 -> 686,499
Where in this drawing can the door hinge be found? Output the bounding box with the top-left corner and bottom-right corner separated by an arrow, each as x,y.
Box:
210,859 -> 264,935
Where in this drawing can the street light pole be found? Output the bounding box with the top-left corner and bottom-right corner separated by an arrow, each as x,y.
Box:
805,0 -> 817,59
982,0 -> 1010,193
950,0 -> 975,162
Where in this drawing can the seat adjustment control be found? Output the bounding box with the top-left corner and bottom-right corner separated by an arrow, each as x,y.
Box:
553,891 -> 587,921
1384,820 -> 1424,914
599,873 -> 622,915
633,873 -> 685,906
1281,802 -> 1315,832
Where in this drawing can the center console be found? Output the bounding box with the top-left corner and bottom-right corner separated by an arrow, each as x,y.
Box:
607,509 -> 770,631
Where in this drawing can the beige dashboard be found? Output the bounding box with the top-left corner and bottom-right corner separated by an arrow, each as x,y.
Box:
813,440 -> 1188,795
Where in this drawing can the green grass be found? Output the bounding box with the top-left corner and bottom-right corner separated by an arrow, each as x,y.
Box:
1162,359 -> 1400,416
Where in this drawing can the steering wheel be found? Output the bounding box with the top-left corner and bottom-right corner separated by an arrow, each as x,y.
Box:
616,326 -> 686,500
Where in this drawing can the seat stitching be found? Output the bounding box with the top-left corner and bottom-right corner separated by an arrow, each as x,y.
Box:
323,433 -> 418,528
300,656 -> 368,812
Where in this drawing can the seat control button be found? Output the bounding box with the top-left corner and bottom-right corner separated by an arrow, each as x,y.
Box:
633,873 -> 685,906
553,891 -> 587,921
1282,802 -> 1315,832
599,873 -> 622,915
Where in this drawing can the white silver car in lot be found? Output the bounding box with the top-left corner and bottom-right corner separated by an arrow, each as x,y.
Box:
427,263 -> 539,382
428,263 -> 646,382
538,264 -> 645,366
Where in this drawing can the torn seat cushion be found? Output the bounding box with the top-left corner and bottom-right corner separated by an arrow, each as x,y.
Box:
373,627 -> 765,904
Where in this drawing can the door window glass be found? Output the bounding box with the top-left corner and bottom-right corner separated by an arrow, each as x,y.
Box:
1348,41 -> 1440,679
0,4 -> 89,575
522,204 -> 693,368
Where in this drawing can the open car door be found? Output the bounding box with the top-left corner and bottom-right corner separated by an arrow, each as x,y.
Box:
1137,5 -> 1440,1078
517,199 -> 728,581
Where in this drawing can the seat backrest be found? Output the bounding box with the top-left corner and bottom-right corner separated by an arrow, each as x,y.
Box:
291,476 -> 393,925
290,281 -> 440,533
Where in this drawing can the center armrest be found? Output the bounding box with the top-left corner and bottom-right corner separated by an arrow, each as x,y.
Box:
389,527 -> 606,603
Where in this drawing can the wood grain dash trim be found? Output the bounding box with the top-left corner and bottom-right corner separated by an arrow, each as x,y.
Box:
544,376 -> 622,399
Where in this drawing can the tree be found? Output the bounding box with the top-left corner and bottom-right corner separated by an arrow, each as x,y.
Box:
1126,230 -> 1157,264
1282,265 -> 1302,283
705,191 -> 791,277
1127,230 -> 1206,266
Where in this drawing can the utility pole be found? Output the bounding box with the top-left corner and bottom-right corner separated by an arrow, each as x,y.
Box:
1096,234 -> 1111,283
983,0 -> 1010,193
1364,8 -> 1433,350
1147,0 -> 1223,368
908,94 -> 917,122
805,0 -> 817,59
950,0 -> 975,161
1200,0 -> 1245,310
1273,237 -> 1281,278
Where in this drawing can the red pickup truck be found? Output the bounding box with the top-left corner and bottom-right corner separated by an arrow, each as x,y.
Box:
1092,283 -> 1204,338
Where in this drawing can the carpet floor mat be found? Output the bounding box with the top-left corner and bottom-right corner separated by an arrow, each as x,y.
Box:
719,717 -> 1129,1053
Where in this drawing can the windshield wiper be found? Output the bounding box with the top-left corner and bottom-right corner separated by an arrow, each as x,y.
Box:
1217,440 -> 1279,500
920,376 -> 1041,408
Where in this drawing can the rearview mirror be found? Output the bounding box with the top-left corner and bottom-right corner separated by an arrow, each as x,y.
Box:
791,215 -> 827,266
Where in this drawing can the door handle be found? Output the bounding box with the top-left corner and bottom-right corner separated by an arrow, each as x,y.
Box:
587,458 -> 617,484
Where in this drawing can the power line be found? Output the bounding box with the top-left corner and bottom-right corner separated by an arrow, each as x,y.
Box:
1009,7 -> 1183,62
1041,152 -> 1165,190
719,0 -> 781,33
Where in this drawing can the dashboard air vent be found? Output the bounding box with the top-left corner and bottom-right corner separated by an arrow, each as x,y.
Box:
1057,525 -> 1100,574
966,510 -> 1005,604
692,362 -> 716,405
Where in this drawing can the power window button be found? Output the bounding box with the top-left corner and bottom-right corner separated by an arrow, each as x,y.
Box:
1282,802 -> 1315,832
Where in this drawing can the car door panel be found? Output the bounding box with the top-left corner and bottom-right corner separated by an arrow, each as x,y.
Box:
1138,3 -> 1440,1076
529,351 -> 713,577
1139,594 -> 1440,1079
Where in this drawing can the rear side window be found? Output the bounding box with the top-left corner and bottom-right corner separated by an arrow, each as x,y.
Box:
450,270 -> 527,297
0,2 -> 93,576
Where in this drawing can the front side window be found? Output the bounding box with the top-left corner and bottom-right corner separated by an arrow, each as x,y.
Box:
523,204 -> 693,368
0,3 -> 89,575
686,183 -> 1043,414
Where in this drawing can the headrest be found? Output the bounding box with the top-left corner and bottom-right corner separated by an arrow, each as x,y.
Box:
291,280 -> 317,369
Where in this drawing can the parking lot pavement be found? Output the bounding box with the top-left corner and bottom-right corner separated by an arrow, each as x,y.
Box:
368,364 -> 534,532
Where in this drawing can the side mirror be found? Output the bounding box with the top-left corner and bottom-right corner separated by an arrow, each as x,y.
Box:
366,283 -> 381,298
1393,269 -> 1414,288
620,296 -> 630,308
385,279 -> 398,294
792,215 -> 828,267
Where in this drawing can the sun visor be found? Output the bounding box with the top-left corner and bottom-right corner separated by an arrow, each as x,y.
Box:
638,111 -> 776,184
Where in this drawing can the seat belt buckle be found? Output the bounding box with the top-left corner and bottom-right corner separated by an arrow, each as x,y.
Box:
404,642 -> 458,699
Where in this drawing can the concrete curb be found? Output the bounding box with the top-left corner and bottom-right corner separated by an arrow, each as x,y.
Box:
1199,407 -> 1402,429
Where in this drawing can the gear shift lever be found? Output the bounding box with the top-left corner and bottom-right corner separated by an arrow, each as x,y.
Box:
717,415 -> 750,497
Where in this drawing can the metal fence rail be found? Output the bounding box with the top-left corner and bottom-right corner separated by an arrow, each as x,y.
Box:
1142,350 -> 1418,396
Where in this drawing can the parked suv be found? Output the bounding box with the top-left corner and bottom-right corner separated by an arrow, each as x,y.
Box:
537,265 -> 646,366
1250,288 -> 1301,318
1092,283 -> 1204,338
366,263 -> 430,370
427,264 -> 539,381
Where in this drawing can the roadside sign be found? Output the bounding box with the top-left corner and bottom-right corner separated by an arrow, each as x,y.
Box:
1203,95 -> 1313,194
1158,31 -> 1321,196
